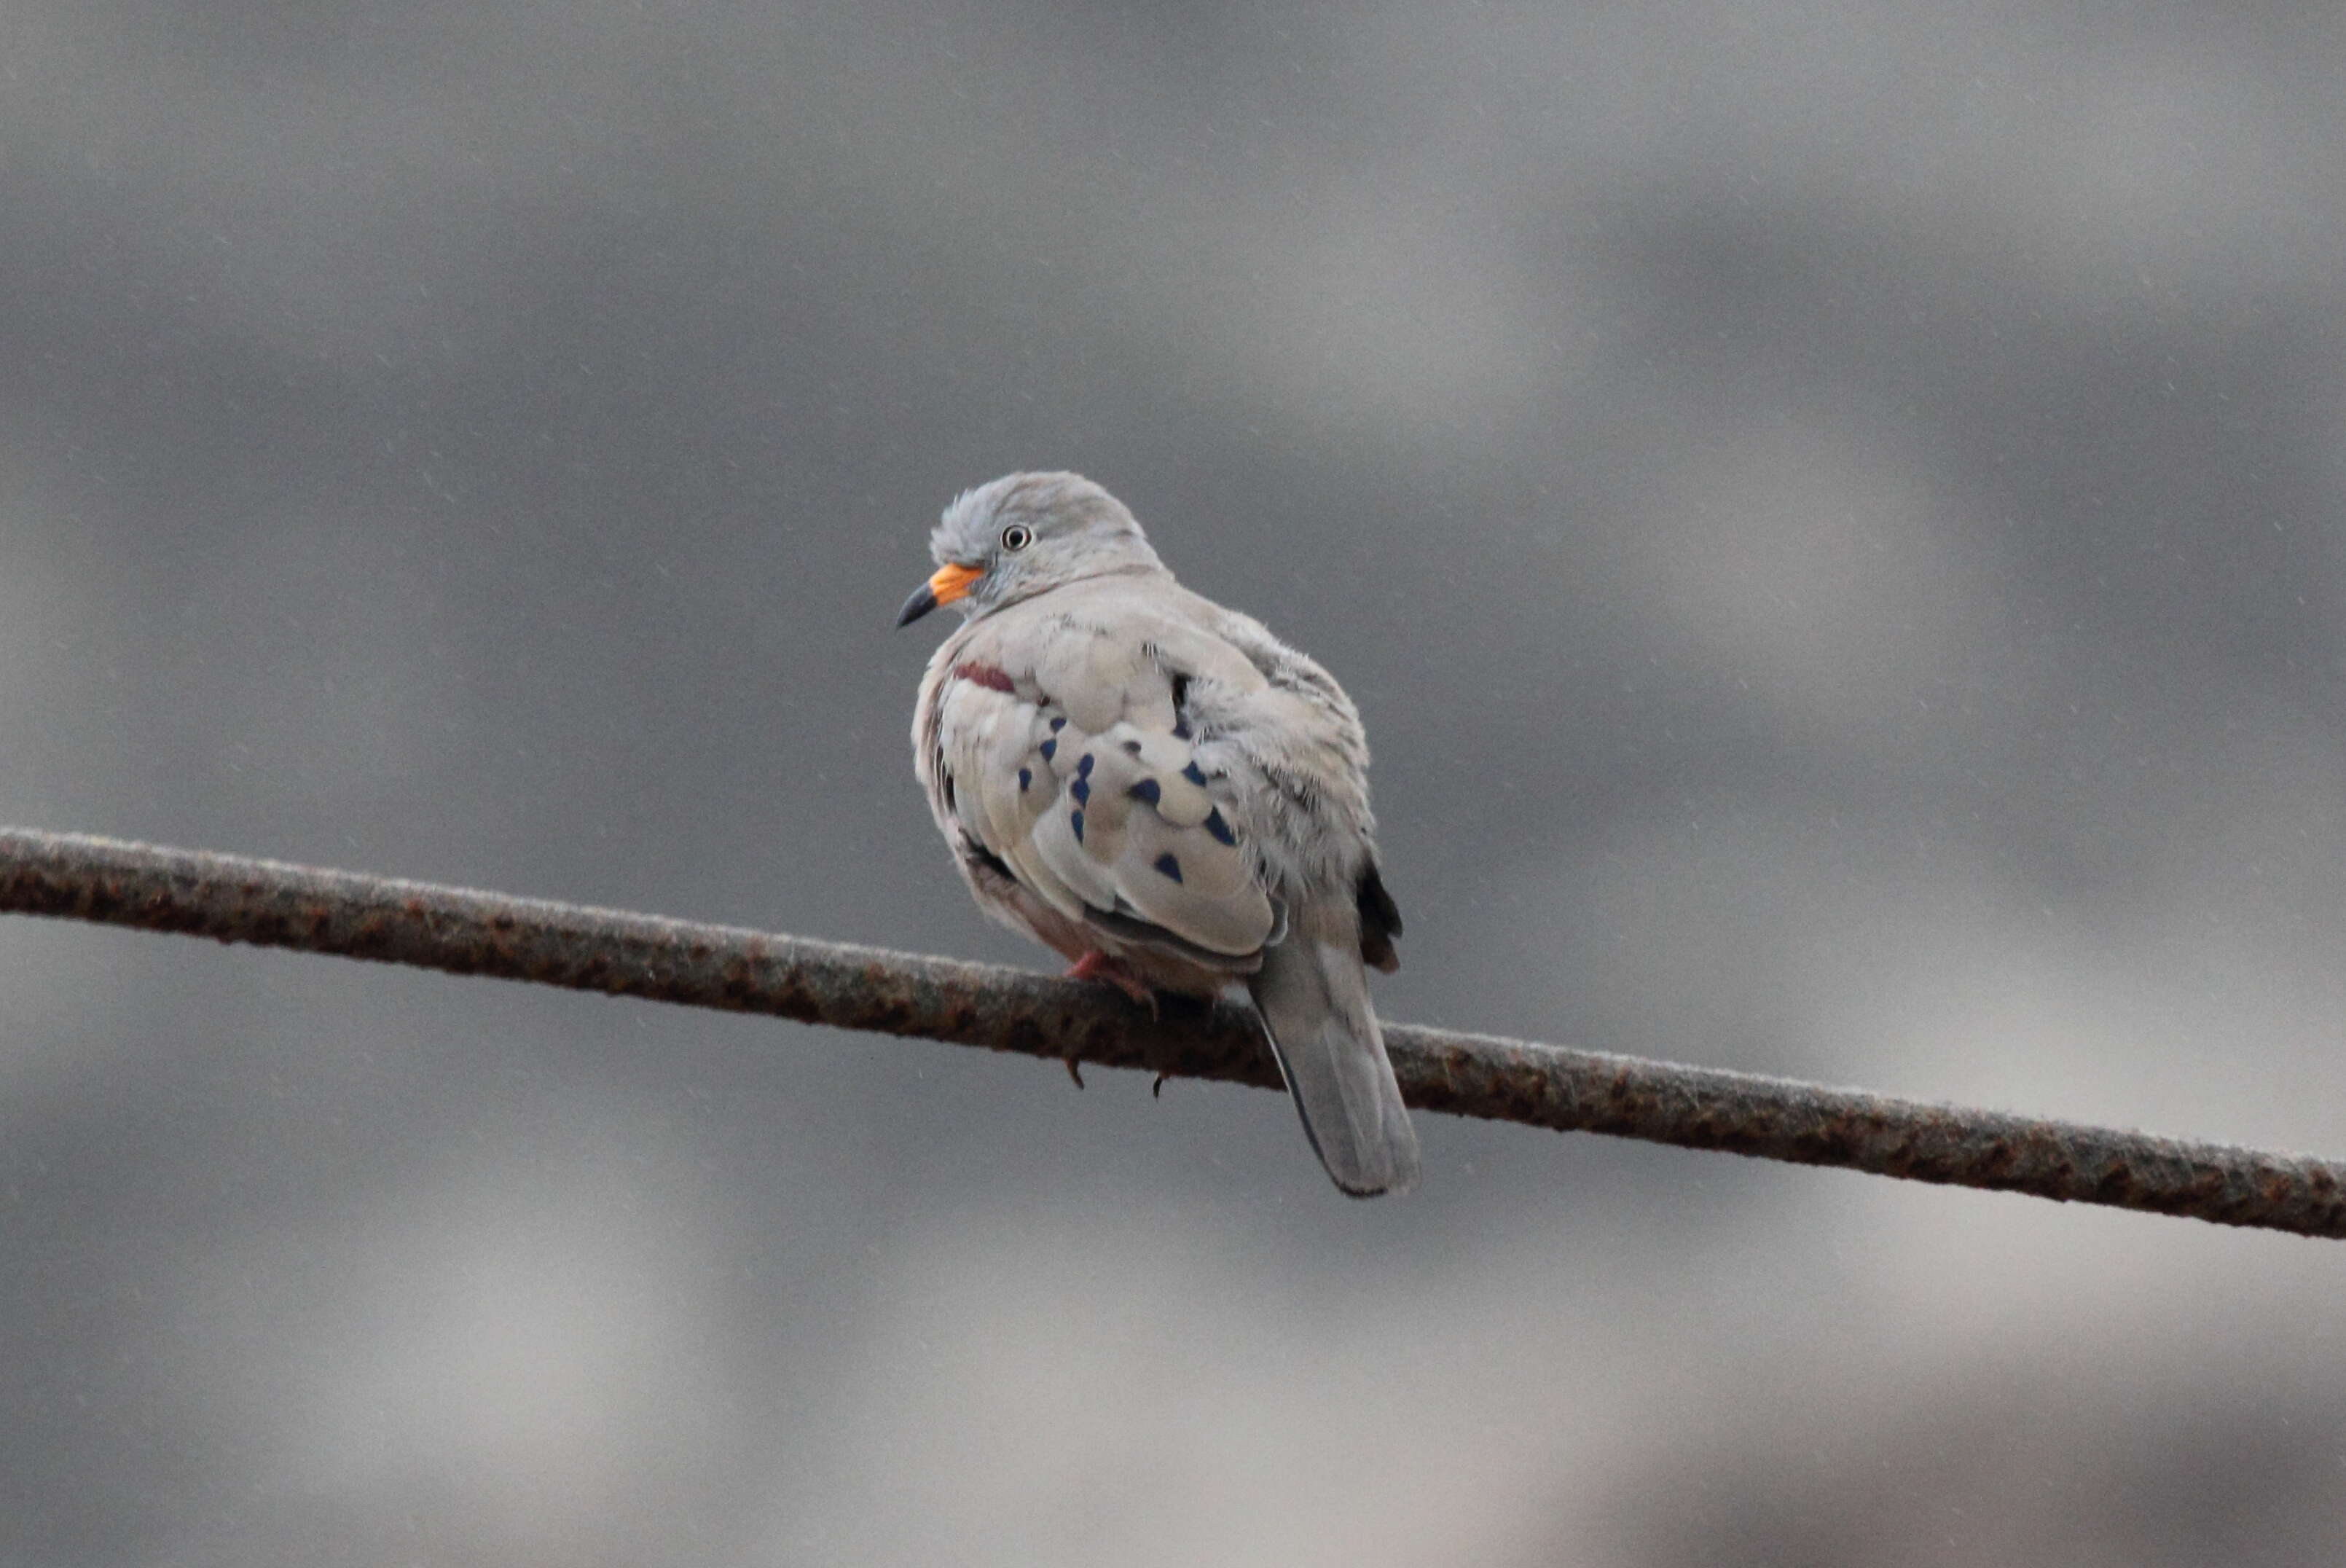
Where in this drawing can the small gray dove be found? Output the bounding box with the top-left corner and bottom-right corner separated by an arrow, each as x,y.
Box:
897,471 -> 1420,1196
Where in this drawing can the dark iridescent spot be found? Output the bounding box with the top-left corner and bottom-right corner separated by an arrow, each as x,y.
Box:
1018,768 -> 1032,793
1128,778 -> 1161,807
1182,762 -> 1208,786
1040,738 -> 1056,761
1070,778 -> 1090,806
1070,810 -> 1086,843
1077,753 -> 1094,778
1153,853 -> 1182,882
1204,807 -> 1235,845
1048,716 -> 1066,732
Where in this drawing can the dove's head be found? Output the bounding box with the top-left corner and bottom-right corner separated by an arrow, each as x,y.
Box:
895,471 -> 1167,627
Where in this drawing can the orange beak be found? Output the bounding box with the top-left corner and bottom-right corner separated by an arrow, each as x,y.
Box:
895,561 -> 984,627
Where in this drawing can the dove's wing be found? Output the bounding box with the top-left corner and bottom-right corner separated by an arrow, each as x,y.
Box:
919,587 -> 1281,968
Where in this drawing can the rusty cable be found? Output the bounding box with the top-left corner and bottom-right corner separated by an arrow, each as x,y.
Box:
1,826 -> 2339,1239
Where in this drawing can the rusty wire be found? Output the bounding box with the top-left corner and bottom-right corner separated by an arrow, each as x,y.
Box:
1,825 -> 2340,1239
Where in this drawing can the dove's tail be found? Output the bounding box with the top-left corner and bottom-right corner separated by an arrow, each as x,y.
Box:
1246,900 -> 1421,1197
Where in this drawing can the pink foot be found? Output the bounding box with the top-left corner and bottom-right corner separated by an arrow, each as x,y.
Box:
1066,950 -> 1158,1011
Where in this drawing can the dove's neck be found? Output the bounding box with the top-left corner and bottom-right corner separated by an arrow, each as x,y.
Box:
968,559 -> 1174,619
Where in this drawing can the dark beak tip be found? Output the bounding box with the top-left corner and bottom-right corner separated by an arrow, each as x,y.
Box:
895,584 -> 939,628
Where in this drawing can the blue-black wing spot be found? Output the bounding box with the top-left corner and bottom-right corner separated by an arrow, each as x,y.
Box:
1182,762 -> 1209,786
1203,807 -> 1235,845
1070,810 -> 1086,843
1040,738 -> 1056,761
1018,767 -> 1032,793
1070,777 -> 1090,806
1077,753 -> 1094,778
1129,778 -> 1161,807
1153,853 -> 1182,882
1048,716 -> 1066,732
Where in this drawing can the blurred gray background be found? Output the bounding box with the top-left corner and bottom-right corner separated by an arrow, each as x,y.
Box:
4,1 -> 2345,1562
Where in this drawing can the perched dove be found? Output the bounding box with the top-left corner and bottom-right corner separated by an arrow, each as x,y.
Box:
897,472 -> 1420,1196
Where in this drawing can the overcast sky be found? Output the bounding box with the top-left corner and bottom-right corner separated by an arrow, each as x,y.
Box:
4,1 -> 2345,1561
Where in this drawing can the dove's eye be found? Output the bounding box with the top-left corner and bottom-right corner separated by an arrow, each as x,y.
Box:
1000,523 -> 1034,552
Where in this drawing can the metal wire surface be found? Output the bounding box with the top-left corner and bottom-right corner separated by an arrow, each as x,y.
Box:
3,827 -> 2339,1238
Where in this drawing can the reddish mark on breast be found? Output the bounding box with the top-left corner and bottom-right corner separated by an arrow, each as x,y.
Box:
951,661 -> 1018,694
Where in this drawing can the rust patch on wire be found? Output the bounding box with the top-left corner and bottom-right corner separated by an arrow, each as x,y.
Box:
2,826 -> 2343,1239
